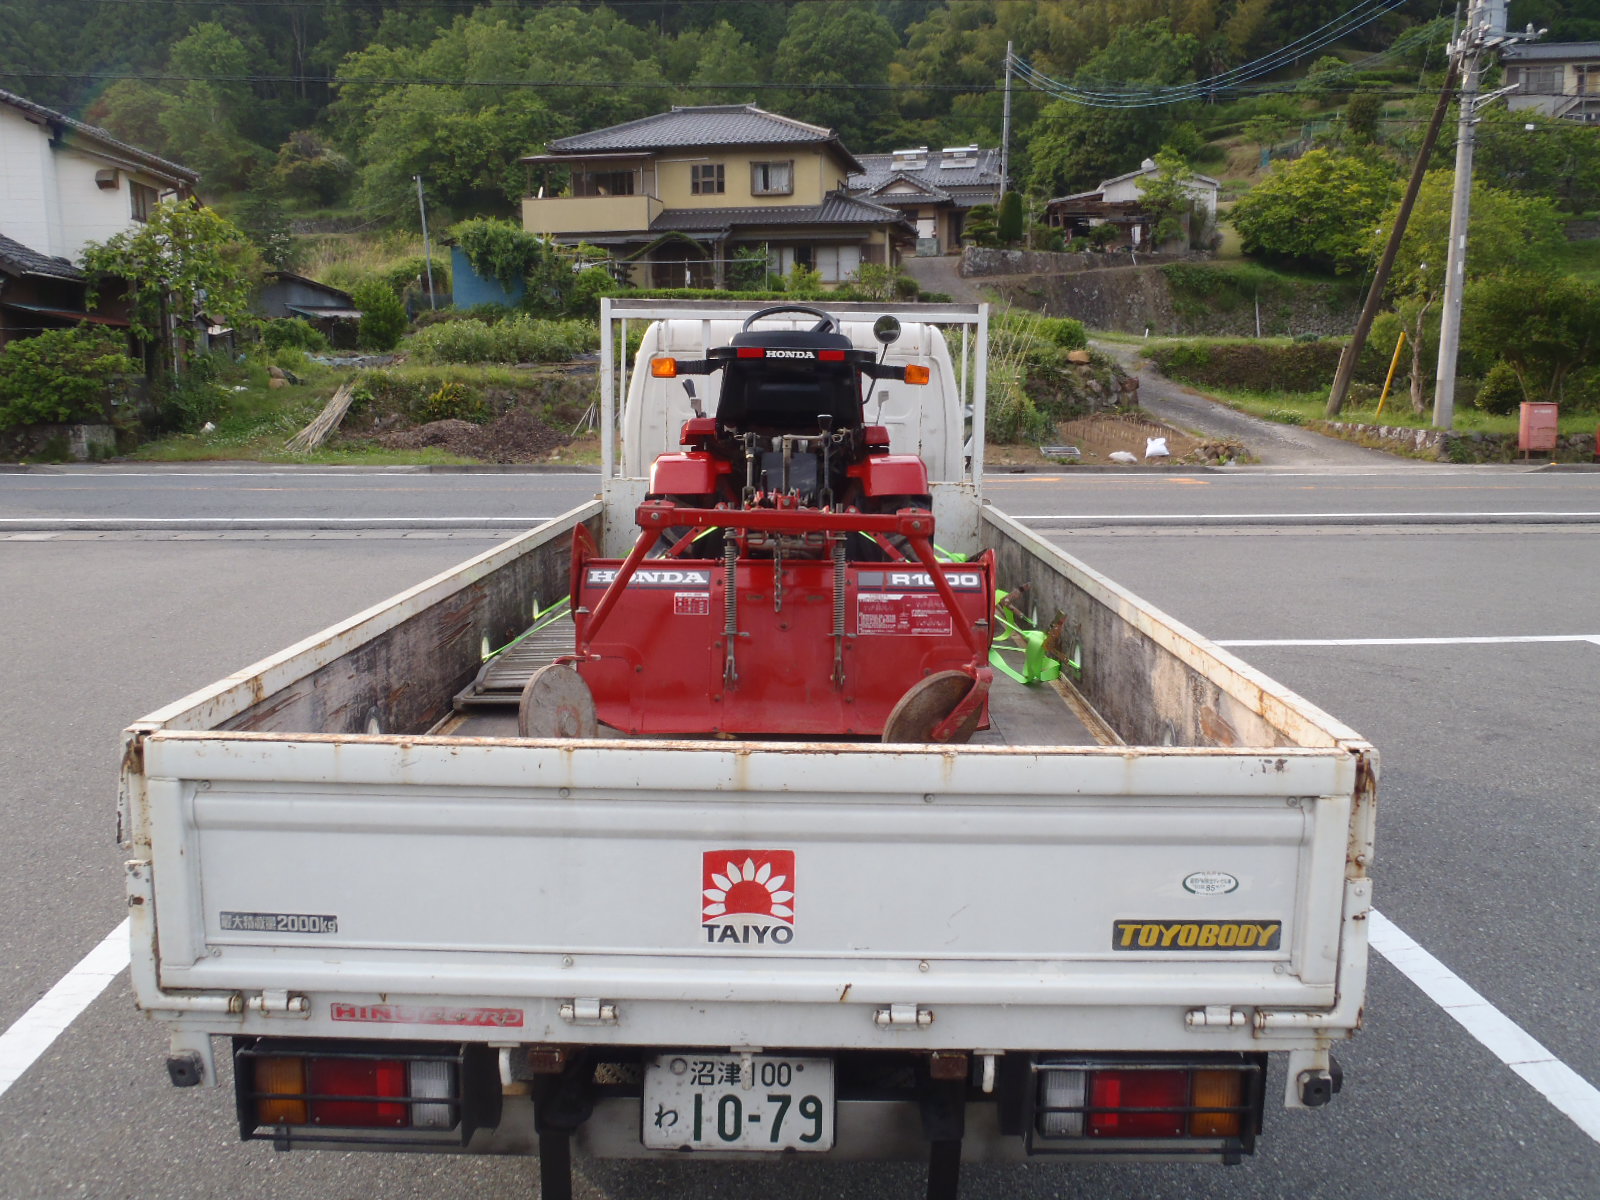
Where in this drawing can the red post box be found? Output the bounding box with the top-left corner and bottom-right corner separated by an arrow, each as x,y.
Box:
1519,402 -> 1559,453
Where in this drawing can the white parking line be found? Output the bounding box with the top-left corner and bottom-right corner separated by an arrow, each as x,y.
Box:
1218,635 -> 1600,647
1370,910 -> 1600,1143
0,921 -> 129,1100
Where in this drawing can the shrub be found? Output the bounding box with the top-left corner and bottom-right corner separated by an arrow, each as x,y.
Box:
261,317 -> 330,354
155,372 -> 228,433
352,280 -> 408,351
1475,361 -> 1525,416
1034,316 -> 1088,352
417,380 -> 487,423
565,266 -> 621,315
0,326 -> 137,430
403,316 -> 599,364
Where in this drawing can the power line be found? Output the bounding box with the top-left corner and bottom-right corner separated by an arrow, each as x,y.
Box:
1008,0 -> 1422,108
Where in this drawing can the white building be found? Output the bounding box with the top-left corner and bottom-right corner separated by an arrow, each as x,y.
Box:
0,87 -> 196,347
1501,42 -> 1600,124
1046,158 -> 1220,250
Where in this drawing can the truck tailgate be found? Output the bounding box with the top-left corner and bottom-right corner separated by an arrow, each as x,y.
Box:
137,731 -> 1359,1050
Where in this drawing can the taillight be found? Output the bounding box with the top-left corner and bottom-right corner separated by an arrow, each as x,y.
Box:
736,347 -> 765,358
306,1057 -> 410,1127
250,1052 -> 458,1130
818,349 -> 846,361
1032,1058 -> 1258,1147
1088,1069 -> 1188,1137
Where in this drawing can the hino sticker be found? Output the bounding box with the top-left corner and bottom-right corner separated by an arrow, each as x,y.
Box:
1112,920 -> 1282,950
331,1003 -> 524,1028
702,850 -> 795,946
220,911 -> 338,934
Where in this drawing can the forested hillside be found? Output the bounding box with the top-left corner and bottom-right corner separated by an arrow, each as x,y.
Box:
3,0 -> 1593,226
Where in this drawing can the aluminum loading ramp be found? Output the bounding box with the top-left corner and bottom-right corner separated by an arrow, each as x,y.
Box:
453,613 -> 577,710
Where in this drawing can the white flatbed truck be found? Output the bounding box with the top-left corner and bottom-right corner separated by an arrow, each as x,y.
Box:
120,300 -> 1375,1198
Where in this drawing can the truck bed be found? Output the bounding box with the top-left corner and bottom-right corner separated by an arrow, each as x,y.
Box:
122,496 -> 1373,1064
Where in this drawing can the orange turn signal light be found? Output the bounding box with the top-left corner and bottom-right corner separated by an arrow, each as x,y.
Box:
1189,1069 -> 1243,1137
904,364 -> 930,385
651,357 -> 678,378
255,1056 -> 309,1126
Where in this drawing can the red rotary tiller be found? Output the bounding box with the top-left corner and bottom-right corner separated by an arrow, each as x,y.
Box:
524,305 -> 994,743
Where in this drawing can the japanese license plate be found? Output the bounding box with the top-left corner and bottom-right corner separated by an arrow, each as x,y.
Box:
641,1053 -> 834,1151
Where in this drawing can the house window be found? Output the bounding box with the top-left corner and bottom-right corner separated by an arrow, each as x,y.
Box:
751,161 -> 793,196
130,181 -> 158,222
574,170 -> 635,197
691,164 -> 725,195
1516,65 -> 1564,94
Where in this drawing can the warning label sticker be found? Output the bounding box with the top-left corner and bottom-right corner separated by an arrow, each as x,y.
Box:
675,592 -> 712,616
857,593 -> 953,636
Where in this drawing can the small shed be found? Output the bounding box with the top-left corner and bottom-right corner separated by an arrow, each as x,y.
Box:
256,271 -> 361,347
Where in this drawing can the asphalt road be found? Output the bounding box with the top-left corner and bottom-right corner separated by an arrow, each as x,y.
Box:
2,465 -> 1597,1199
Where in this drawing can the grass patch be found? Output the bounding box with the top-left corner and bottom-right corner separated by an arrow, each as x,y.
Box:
1200,384 -> 1598,435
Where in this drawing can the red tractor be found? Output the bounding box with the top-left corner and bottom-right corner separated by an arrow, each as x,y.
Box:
525,305 -> 994,743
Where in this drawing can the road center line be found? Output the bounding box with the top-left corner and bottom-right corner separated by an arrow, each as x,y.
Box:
1217,635 -> 1600,647
0,920 -> 130,1100
1369,910 -> 1600,1143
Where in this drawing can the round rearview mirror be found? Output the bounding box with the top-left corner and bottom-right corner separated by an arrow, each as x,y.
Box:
872,314 -> 902,346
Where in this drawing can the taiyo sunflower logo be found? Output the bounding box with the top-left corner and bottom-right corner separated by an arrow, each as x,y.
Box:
702,850 -> 795,945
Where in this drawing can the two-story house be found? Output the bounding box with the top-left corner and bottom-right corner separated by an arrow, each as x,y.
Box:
846,145 -> 1004,255
0,87 -> 197,347
521,105 -> 911,287
1502,42 -> 1600,124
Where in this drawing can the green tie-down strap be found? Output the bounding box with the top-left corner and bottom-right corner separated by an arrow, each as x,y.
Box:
989,588 -> 1067,685
483,596 -> 572,662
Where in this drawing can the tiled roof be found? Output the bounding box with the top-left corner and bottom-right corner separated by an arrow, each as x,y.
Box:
651,192 -> 910,234
0,232 -> 84,280
549,105 -> 862,171
0,87 -> 198,184
862,174 -> 953,204
848,148 -> 1003,193
1503,41 -> 1600,61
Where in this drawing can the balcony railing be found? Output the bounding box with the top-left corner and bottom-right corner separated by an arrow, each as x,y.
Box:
522,194 -> 663,237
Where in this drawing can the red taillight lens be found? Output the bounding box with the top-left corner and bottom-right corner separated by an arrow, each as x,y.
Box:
1087,1070 -> 1188,1138
819,349 -> 846,361
309,1058 -> 409,1127
737,347 -> 765,358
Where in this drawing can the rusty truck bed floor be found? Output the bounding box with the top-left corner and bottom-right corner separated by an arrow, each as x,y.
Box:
440,610 -> 1108,747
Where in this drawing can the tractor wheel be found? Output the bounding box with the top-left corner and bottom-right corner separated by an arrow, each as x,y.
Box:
882,670 -> 983,744
518,665 -> 598,739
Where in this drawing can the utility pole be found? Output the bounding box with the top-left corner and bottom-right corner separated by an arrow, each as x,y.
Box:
1325,65 -> 1459,417
415,174 -> 437,311
1432,0 -> 1536,427
999,41 -> 1013,201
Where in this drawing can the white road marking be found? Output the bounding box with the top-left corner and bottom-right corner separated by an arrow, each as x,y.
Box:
1218,635 -> 1600,647
0,516 -> 555,526
0,920 -> 129,1100
1370,910 -> 1600,1143
1012,511 -> 1600,521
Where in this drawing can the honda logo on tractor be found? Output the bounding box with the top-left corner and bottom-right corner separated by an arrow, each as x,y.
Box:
765,349 -> 815,359
702,851 -> 795,946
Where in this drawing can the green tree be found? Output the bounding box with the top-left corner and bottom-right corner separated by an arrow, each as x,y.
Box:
0,326 -> 138,430
1137,149 -> 1200,246
81,200 -> 265,364
160,23 -> 270,193
1463,273 -> 1600,406
1366,171 -> 1565,413
771,3 -> 900,148
1024,20 -> 1199,197
1230,149 -> 1397,272
352,280 -> 407,351
1475,106 -> 1600,214
997,192 -> 1025,245
1343,92 -> 1383,143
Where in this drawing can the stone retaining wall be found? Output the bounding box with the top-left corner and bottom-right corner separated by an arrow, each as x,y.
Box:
961,246 -> 1212,278
1314,420 -> 1598,463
